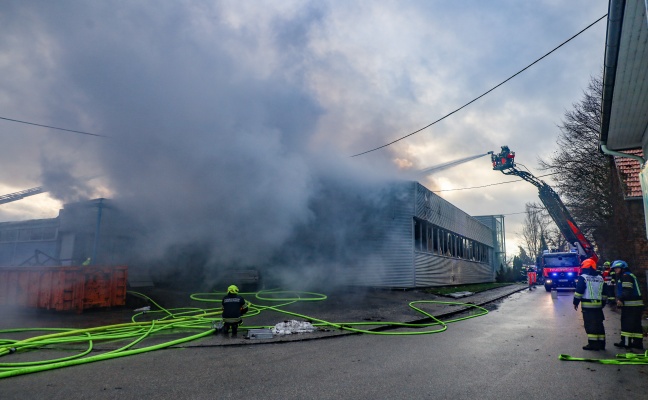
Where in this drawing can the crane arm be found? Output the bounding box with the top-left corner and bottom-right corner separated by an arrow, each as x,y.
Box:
490,147 -> 597,262
0,187 -> 45,205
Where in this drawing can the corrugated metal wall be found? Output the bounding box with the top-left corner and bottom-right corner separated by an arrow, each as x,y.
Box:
343,181 -> 416,288
414,253 -> 495,287
414,183 -> 493,246
411,183 -> 496,286
341,181 -> 497,288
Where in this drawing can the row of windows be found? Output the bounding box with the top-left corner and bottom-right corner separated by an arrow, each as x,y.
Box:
414,218 -> 490,263
0,227 -> 58,243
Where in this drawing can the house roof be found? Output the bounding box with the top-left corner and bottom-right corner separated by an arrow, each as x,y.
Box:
615,148 -> 644,199
600,0 -> 648,152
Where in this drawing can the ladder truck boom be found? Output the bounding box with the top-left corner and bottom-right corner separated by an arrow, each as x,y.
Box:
490,146 -> 598,263
0,187 -> 46,205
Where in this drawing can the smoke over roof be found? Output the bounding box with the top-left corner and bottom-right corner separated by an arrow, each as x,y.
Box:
1,2 -> 608,272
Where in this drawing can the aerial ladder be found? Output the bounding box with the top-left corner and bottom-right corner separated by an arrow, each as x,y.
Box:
489,146 -> 598,263
0,187 -> 46,205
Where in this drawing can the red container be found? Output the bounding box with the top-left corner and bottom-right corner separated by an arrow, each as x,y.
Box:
0,265 -> 127,313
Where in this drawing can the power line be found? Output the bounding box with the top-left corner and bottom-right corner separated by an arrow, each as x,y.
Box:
431,172 -> 557,192
0,116 -> 107,138
350,14 -> 608,157
0,14 -> 607,146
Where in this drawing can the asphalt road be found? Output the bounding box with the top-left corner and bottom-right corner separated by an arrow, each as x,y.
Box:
1,288 -> 646,399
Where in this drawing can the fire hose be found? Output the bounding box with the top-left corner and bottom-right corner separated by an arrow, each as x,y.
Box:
0,288 -> 492,379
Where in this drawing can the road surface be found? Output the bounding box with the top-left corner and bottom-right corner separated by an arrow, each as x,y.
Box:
0,288 -> 646,399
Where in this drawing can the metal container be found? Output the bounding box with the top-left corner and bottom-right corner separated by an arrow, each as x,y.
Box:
0,265 -> 127,313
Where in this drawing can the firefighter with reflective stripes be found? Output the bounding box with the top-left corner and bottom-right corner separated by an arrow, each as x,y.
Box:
527,266 -> 537,290
573,258 -> 607,351
612,260 -> 645,350
601,261 -> 616,306
221,285 -> 248,338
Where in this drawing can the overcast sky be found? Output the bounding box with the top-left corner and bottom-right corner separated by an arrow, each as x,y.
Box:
0,0 -> 609,259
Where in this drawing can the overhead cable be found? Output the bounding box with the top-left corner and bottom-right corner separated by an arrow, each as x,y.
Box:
431,172 -> 558,192
350,14 -> 608,157
0,116 -> 107,138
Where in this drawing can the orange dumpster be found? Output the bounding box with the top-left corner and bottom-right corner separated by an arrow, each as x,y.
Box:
0,265 -> 127,313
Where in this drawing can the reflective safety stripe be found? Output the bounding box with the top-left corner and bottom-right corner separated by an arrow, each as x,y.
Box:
581,300 -> 603,308
628,273 -> 642,296
583,275 -> 604,300
587,334 -> 606,340
621,331 -> 644,339
623,300 -> 644,307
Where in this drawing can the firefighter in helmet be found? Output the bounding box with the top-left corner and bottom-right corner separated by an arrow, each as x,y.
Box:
601,261 -> 616,307
220,285 -> 248,338
573,258 -> 607,350
612,260 -> 645,350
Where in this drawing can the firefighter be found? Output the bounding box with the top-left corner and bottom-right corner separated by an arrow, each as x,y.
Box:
612,260 -> 645,350
220,285 -> 248,338
573,258 -> 606,350
527,266 -> 537,290
601,261 -> 616,307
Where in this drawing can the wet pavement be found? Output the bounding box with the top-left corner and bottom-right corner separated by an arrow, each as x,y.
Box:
0,284 -> 530,346
3,286 -> 647,400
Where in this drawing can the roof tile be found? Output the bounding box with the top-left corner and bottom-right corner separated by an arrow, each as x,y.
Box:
614,149 -> 644,199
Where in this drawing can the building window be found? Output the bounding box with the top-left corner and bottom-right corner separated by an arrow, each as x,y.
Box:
414,219 -> 422,251
0,227 -> 57,243
413,218 -> 491,263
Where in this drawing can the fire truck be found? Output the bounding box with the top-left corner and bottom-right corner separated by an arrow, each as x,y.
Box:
490,146 -> 598,291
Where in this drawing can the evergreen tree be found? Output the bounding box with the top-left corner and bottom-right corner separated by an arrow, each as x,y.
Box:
512,255 -> 524,282
496,264 -> 507,283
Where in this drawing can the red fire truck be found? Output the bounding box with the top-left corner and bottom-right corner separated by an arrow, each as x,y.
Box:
490,146 -> 598,291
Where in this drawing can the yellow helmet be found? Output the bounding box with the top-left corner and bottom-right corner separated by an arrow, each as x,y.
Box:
227,285 -> 239,294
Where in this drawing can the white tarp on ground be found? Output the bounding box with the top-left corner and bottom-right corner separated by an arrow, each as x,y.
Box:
271,320 -> 316,335
447,291 -> 474,298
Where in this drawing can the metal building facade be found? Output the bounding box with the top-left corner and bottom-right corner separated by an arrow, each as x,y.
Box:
0,218 -> 60,266
340,181 -> 499,288
0,199 -> 134,267
474,215 -> 506,269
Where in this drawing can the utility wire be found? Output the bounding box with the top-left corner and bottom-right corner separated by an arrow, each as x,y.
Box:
500,211 -> 530,216
431,172 -> 558,192
0,14 -> 607,145
0,116 -> 107,138
350,13 -> 608,157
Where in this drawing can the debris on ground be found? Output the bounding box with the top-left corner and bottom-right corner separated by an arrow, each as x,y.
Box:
447,291 -> 474,298
271,320 -> 316,335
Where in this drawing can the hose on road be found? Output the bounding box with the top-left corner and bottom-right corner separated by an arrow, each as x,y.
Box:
0,289 -> 488,379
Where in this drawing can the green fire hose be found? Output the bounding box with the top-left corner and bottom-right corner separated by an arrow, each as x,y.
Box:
0,288 -> 488,380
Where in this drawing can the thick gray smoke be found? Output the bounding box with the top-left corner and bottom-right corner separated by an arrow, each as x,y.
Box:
40,157 -> 94,204
0,3 -> 403,289
1,1 -> 612,282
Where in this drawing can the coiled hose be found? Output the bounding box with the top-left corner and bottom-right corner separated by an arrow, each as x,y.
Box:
0,288 -> 490,379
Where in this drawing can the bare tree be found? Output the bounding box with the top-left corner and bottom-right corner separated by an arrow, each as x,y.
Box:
538,75 -> 612,250
544,225 -> 568,252
521,202 -> 549,259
